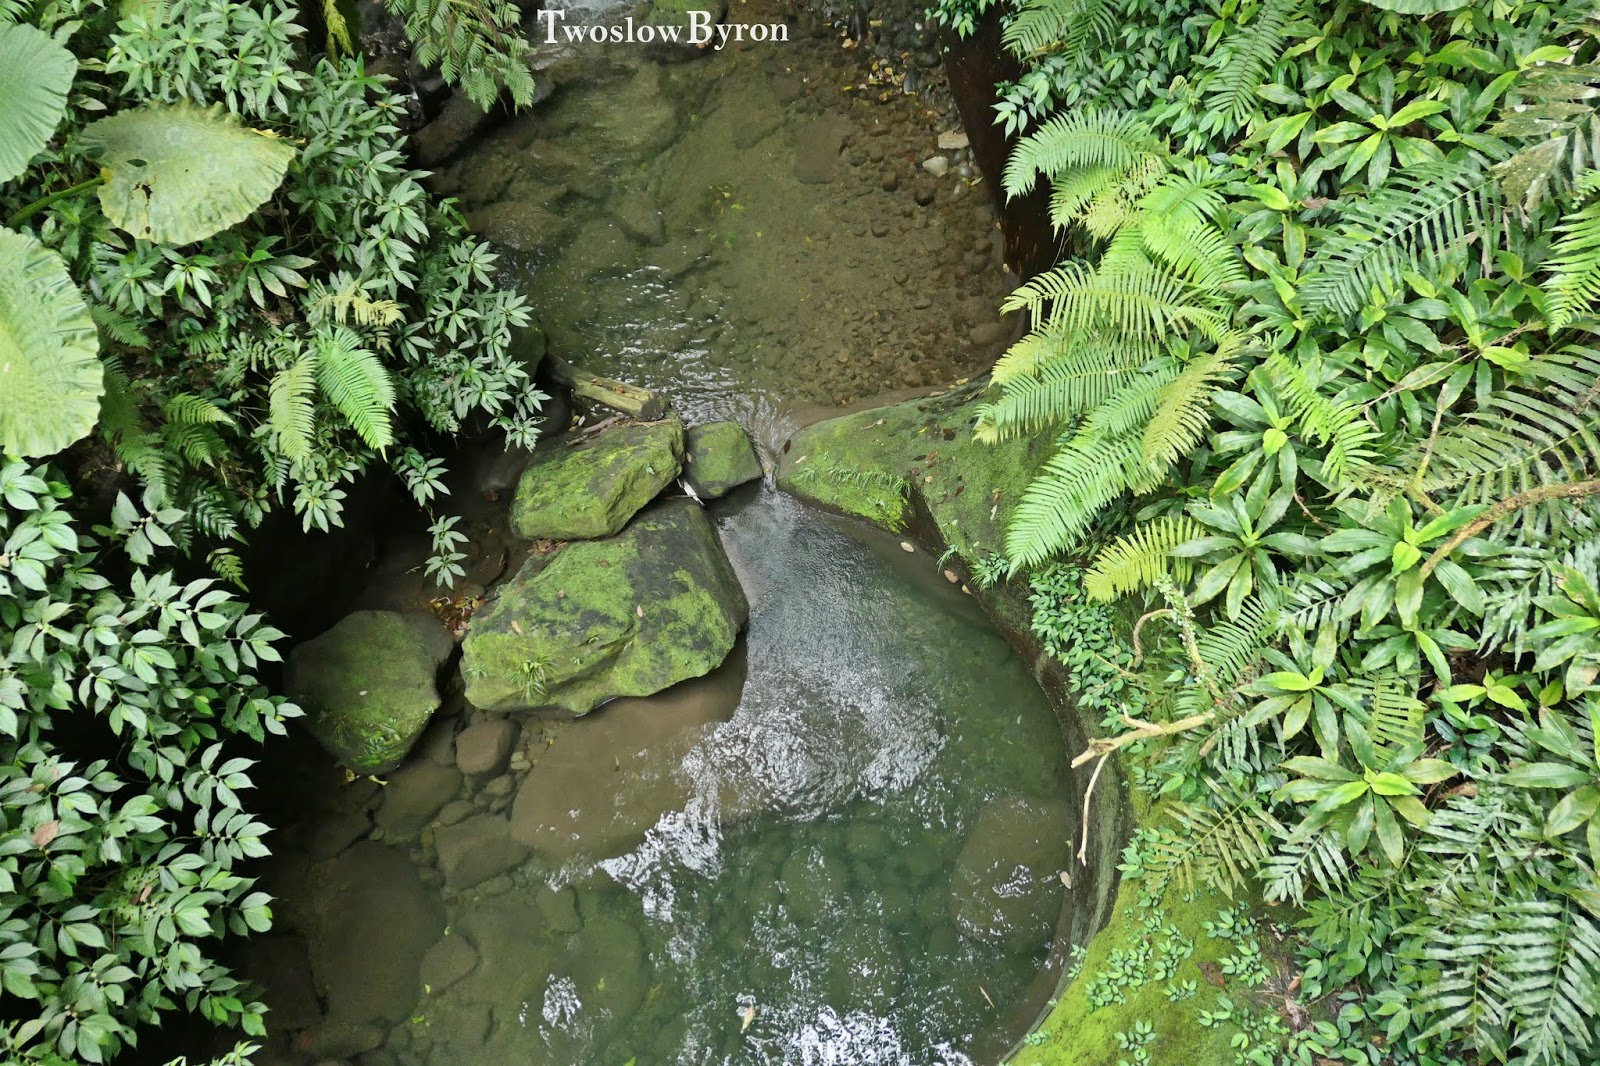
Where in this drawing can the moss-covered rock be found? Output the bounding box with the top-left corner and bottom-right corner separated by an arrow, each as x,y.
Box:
683,420 -> 762,498
509,420 -> 685,541
286,610 -> 452,774
777,381 -> 1053,560
461,498 -> 748,714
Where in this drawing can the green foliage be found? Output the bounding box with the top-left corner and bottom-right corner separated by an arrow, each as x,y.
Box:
0,23 -> 76,185
0,226 -> 103,457
1,0 -> 545,581
78,102 -> 297,245
385,0 -> 536,109
0,458 -> 299,1065
993,0 -> 1600,1061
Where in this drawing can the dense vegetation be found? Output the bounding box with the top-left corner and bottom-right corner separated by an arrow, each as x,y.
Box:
942,0 -> 1600,1061
0,0 -> 538,1061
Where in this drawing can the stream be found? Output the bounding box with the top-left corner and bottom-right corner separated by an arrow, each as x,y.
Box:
222,2 -> 1085,1064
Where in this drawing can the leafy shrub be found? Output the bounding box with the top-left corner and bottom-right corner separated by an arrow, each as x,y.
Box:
0,458 -> 299,1064
2,0 -> 546,586
990,0 -> 1600,1061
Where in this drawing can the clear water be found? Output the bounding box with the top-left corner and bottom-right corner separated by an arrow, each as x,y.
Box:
424,491 -> 1075,1065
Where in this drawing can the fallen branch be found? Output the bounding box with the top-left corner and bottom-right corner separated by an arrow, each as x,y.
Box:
1419,478 -> 1600,580
546,355 -> 668,421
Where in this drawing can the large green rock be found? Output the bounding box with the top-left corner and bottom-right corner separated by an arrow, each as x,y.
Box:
683,420 -> 762,498
510,420 -> 685,541
462,499 -> 748,714
286,610 -> 453,774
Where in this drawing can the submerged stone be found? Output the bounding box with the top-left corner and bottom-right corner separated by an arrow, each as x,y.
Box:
463,498 -> 748,714
683,420 -> 762,498
434,814 -> 530,889
286,610 -> 453,774
950,794 -> 1070,952
509,420 -> 685,541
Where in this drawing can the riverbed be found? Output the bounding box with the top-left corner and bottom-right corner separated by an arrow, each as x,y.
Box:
218,3 -> 1080,1064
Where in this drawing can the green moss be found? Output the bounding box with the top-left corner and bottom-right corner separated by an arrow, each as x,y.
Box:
683,421 -> 762,498
777,382 -> 1052,560
510,420 -> 684,541
462,499 -> 747,713
286,610 -> 447,773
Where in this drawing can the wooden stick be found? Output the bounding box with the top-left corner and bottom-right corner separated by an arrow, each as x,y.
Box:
546,355 -> 668,421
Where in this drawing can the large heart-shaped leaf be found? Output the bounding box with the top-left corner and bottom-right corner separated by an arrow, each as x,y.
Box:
0,23 -> 77,184
78,102 -> 296,245
0,226 -> 103,457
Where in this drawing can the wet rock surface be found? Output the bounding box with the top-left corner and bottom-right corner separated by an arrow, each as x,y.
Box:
508,419 -> 685,540
286,611 -> 454,774
462,498 -> 748,714
683,419 -> 764,497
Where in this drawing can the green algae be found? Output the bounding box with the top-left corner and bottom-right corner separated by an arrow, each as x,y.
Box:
683,420 -> 762,498
777,382 -> 1053,561
510,420 -> 685,541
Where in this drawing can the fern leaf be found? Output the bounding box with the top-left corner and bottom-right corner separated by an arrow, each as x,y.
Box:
314,326 -> 396,453
1001,0 -> 1117,61
976,344 -> 1147,442
1003,109 -> 1166,199
1302,160 -> 1499,317
1202,0 -> 1296,137
267,351 -> 317,464
1144,787 -> 1282,897
1086,514 -> 1204,600
1006,434 -> 1151,567
1142,342 -> 1242,469
1544,180 -> 1600,330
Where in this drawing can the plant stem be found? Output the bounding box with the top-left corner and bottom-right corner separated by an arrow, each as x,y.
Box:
8,176 -> 105,228
1418,479 -> 1600,580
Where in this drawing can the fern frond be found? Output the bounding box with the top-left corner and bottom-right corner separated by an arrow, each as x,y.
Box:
1261,825 -> 1351,904
1142,341 -> 1242,469
1001,0 -> 1117,62
1003,109 -> 1166,199
314,326 -> 396,453
1202,0 -> 1296,137
1544,177 -> 1600,330
1009,259 -> 1230,344
1143,785 -> 1282,897
1086,514 -> 1204,600
163,392 -> 233,427
267,352 -> 317,464
1006,434 -> 1152,567
1302,160 -> 1500,317
976,344 -> 1148,442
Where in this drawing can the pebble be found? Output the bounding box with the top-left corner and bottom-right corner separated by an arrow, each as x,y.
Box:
880,170 -> 899,192
937,130 -> 969,151
900,541 -> 915,553
921,155 -> 950,177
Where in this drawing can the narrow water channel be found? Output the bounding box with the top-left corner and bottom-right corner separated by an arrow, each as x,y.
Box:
219,3 -> 1084,1064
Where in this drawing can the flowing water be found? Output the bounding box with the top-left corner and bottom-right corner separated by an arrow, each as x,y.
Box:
221,3 -> 1089,1063
408,489 -> 1075,1066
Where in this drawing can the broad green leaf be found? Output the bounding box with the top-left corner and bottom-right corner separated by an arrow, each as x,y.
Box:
79,103 -> 295,245
0,226 -> 103,457
1502,762 -> 1593,789
1545,785 -> 1600,837
1359,0 -> 1469,11
1368,771 -> 1422,796
0,24 -> 76,185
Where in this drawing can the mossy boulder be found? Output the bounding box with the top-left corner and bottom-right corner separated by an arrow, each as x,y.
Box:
683,420 -> 762,498
461,498 -> 748,714
777,381 -> 1053,561
509,420 -> 685,541
286,610 -> 453,774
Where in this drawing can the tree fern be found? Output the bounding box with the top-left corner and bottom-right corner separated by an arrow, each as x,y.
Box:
314,326 -> 396,454
1085,514 -> 1204,599
1302,159 -> 1500,317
